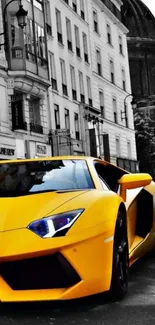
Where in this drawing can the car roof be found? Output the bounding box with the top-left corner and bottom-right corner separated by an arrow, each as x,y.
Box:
0,156 -> 93,164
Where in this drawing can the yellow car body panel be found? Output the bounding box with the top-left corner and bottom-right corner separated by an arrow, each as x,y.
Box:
0,156 -> 154,302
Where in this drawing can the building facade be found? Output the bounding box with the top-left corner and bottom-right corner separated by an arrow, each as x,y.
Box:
47,0 -> 92,156
0,0 -> 138,171
0,0 -> 52,160
122,0 -> 155,174
47,0 -> 137,169
87,0 -> 138,170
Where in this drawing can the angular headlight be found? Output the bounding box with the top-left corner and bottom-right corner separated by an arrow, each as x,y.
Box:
28,209 -> 84,238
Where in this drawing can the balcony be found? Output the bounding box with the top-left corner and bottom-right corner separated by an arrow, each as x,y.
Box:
12,120 -> 27,131
117,158 -> 139,173
30,123 -> 43,134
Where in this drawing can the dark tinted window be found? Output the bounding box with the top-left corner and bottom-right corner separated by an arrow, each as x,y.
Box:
94,162 -> 127,192
0,160 -> 94,197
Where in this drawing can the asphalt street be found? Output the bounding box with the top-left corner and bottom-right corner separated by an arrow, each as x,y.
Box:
1,254 -> 155,325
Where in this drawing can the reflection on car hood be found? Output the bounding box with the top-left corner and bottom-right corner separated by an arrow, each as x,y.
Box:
0,190 -> 87,232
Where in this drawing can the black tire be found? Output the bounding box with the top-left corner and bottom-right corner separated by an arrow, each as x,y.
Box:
110,208 -> 129,300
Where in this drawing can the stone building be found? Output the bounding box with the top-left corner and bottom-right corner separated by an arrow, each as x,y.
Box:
0,0 -> 138,170
122,0 -> 155,174
0,0 -> 52,159
122,0 -> 155,106
47,0 -> 138,170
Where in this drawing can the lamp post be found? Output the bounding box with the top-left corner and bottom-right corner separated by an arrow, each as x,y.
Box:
121,94 -> 137,127
0,0 -> 28,48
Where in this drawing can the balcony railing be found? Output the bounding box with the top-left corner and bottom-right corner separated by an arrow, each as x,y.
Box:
30,123 -> 43,134
12,120 -> 27,131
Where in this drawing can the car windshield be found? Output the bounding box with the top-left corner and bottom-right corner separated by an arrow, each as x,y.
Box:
0,159 -> 94,197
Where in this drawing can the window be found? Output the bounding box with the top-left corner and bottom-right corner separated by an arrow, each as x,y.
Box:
74,113 -> 80,140
60,59 -> 68,96
87,76 -> 93,106
66,18 -> 72,51
24,18 -> 35,62
29,97 -> 43,134
107,24 -> 112,45
49,52 -> 57,90
122,68 -> 126,91
80,0 -> 85,19
11,92 -> 27,131
64,109 -> 70,130
44,1 -> 52,35
124,103 -> 128,128
35,24 -> 47,66
70,66 -> 77,100
116,138 -> 120,157
24,19 -> 47,66
83,33 -> 89,63
55,9 -> 63,44
96,49 -> 102,76
119,35 -> 123,54
93,10 -> 98,33
34,0 -> 43,10
0,160 -> 94,196
79,71 -> 85,103
110,60 -> 115,84
72,0 -> 77,12
99,91 -> 104,118
54,104 -> 60,129
74,25 -> 80,57
127,141 -> 131,159
113,97 -> 117,123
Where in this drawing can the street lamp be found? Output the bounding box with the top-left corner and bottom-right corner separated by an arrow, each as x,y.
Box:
0,0 -> 28,47
121,94 -> 137,126
16,2 -> 28,29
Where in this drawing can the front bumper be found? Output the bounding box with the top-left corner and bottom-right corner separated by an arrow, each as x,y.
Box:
0,225 -> 114,302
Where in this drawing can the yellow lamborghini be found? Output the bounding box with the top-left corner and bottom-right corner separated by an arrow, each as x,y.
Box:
0,156 -> 154,302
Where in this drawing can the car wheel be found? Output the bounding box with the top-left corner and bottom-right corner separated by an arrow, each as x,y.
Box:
110,208 -> 129,300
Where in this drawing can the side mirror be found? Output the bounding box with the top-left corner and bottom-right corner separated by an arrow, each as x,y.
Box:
119,173 -> 152,201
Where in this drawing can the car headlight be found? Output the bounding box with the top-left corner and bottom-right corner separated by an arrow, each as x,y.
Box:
28,209 -> 84,238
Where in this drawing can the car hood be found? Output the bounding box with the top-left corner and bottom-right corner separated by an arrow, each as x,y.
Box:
0,191 -> 87,232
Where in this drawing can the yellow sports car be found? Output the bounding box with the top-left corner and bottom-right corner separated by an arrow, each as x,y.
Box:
0,156 -> 154,302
